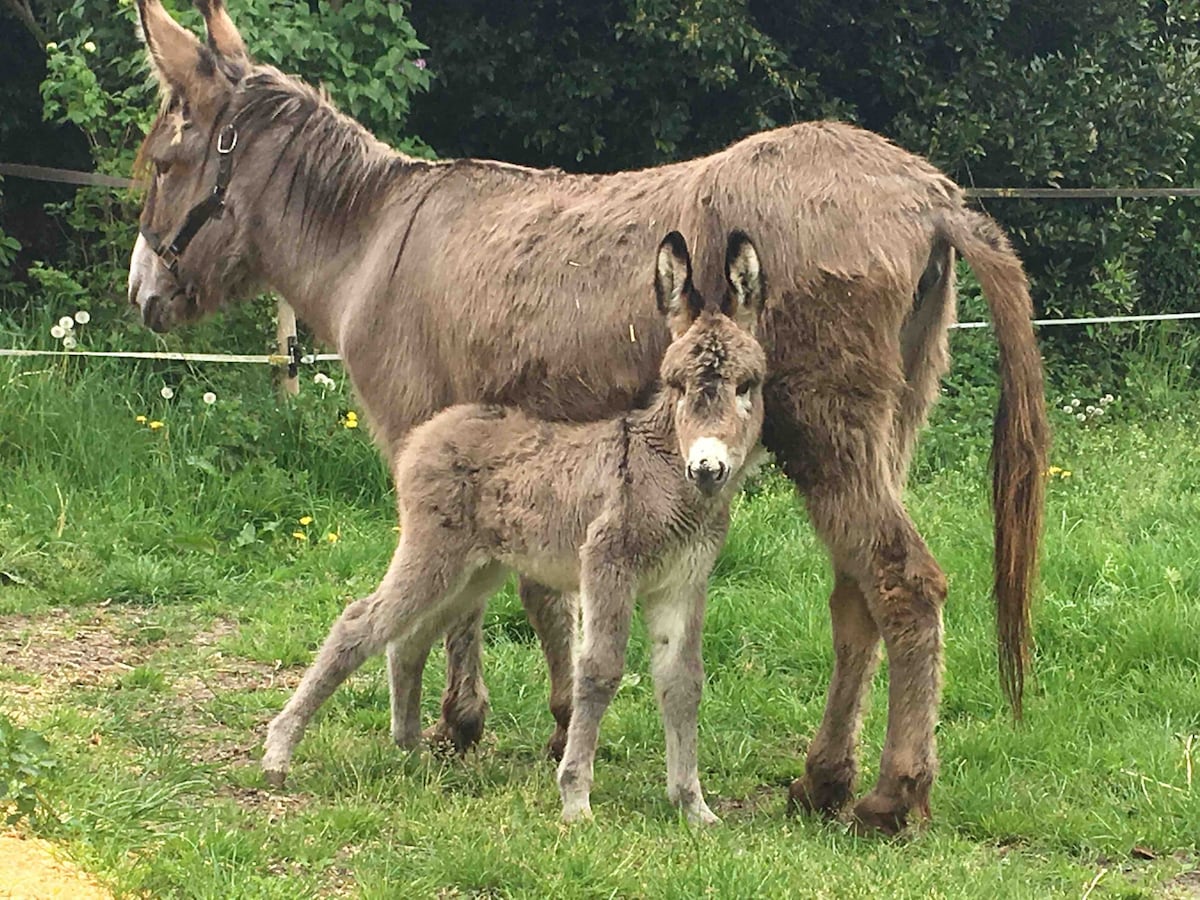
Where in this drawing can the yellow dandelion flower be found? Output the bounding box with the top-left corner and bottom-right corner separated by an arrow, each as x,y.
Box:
135,415 -> 147,424
344,418 -> 359,429
1046,466 -> 1062,476
346,410 -> 358,420
298,515 -> 314,526
325,532 -> 339,544
292,531 -> 307,541
392,525 -> 402,532
1061,470 -> 1072,478
148,420 -> 164,430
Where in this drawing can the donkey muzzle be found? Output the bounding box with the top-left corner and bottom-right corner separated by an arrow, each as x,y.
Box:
686,437 -> 732,495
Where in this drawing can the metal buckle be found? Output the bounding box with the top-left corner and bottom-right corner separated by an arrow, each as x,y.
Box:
159,245 -> 179,275
217,124 -> 238,155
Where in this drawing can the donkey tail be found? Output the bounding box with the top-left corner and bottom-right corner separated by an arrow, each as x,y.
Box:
939,208 -> 1050,719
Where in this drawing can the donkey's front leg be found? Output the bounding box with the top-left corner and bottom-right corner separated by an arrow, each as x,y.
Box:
645,576 -> 719,825
557,563 -> 636,823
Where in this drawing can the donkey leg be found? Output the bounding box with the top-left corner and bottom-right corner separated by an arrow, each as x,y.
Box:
387,638 -> 431,748
519,578 -> 577,761
644,579 -> 718,825
557,564 -> 636,823
263,538 -> 468,785
788,572 -> 880,818
423,607 -> 490,755
809,493 -> 947,834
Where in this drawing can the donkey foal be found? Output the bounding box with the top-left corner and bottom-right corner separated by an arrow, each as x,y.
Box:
262,230 -> 769,823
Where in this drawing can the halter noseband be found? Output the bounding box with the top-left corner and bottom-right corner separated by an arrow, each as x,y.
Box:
141,121 -> 238,276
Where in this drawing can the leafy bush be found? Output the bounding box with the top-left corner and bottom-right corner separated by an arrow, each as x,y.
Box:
0,714 -> 56,827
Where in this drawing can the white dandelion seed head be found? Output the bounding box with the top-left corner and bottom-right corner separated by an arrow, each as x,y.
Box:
58,316 -> 74,331
202,391 -> 217,405
160,386 -> 175,400
50,325 -> 65,339
62,335 -> 77,350
74,310 -> 90,324
1076,412 -> 1086,422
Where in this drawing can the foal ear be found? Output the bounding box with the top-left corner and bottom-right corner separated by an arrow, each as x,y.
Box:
722,230 -> 766,332
655,231 -> 702,339
197,0 -> 249,64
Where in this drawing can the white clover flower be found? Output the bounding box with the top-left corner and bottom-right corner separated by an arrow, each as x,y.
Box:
58,316 -> 74,331
1070,398 -> 1081,408
83,40 -> 97,53
160,386 -> 175,400
62,335 -> 77,350
1093,406 -> 1104,416
1061,405 -> 1072,414
50,324 -> 65,339
74,310 -> 91,324
1101,394 -> 1114,405
1085,405 -> 1096,415
1076,412 -> 1086,422
202,391 -> 217,405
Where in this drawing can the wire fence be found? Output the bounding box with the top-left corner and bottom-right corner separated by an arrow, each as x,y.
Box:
4,164 -> 1200,377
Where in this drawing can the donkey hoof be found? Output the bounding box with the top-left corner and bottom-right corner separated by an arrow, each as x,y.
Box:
561,801 -> 594,825
544,725 -> 568,763
262,764 -> 288,789
686,803 -> 721,827
787,774 -> 853,818
849,792 -> 911,837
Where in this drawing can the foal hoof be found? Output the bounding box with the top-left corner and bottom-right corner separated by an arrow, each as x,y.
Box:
787,774 -> 853,818
849,792 -> 911,837
262,764 -> 288,790
422,715 -> 484,756
544,725 -> 568,763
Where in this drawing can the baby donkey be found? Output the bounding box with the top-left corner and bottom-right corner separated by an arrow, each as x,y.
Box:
262,230 -> 769,824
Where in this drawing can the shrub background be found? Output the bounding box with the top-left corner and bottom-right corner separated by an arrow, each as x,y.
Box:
2,0 -> 1200,368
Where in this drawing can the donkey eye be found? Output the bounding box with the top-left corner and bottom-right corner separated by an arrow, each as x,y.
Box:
736,378 -> 760,397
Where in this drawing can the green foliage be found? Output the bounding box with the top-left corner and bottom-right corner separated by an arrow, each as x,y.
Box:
0,714 -> 56,827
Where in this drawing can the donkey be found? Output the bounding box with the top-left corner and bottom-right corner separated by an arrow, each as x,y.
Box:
128,0 -> 1048,833
262,231 -> 768,824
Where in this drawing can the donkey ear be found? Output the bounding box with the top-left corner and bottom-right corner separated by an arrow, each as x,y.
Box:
137,0 -> 205,90
722,230 -> 766,332
197,0 -> 249,64
655,231 -> 702,338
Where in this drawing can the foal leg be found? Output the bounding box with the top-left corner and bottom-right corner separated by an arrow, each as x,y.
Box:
557,558 -> 636,823
788,572 -> 880,817
519,578 -> 577,761
262,536 -> 472,786
423,607 -> 490,754
387,639 -> 431,748
644,578 -> 718,825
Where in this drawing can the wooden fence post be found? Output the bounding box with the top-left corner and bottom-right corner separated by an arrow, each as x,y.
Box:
276,298 -> 299,396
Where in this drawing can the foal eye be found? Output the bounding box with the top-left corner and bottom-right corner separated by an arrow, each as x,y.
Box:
735,378 -> 759,397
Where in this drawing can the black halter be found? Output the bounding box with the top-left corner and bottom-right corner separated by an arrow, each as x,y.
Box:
141,121 -> 238,275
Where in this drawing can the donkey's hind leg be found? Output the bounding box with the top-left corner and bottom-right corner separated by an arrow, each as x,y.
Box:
262,535 -> 473,786
787,573 -> 880,817
423,608 -> 491,755
387,639 -> 431,748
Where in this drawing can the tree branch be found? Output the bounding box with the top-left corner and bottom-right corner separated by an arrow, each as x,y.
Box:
2,0 -> 47,47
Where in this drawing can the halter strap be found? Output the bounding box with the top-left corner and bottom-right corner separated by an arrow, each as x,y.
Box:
141,121 -> 238,275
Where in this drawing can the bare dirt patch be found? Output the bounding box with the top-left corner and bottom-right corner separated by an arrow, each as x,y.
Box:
0,831 -> 111,900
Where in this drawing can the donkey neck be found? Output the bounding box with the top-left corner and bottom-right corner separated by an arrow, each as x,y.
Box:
227,76 -> 427,340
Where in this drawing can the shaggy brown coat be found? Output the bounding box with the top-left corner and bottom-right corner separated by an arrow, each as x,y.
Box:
127,0 -> 1049,833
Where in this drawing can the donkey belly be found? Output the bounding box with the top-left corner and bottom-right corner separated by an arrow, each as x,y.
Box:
496,550 -> 582,596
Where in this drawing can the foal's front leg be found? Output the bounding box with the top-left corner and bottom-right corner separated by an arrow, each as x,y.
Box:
644,575 -> 719,825
557,561 -> 636,823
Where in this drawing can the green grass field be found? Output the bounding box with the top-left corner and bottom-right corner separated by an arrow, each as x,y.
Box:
1,327 -> 1198,898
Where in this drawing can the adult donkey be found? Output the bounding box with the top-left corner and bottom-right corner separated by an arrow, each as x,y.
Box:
128,0 -> 1048,833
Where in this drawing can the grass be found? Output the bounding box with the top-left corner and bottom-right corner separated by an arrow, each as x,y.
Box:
1,324 -> 1199,898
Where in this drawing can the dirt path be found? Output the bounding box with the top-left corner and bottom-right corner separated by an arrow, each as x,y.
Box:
0,832 -> 111,900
